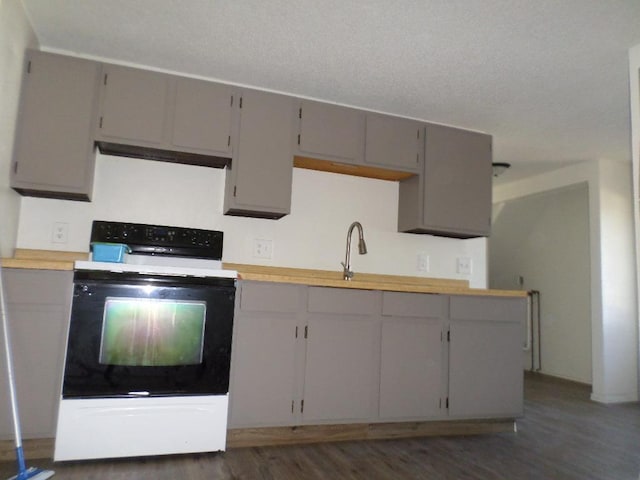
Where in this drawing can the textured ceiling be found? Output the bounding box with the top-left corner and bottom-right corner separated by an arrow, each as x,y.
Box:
20,0 -> 640,183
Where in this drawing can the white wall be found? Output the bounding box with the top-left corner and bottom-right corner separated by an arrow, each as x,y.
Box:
16,153 -> 488,287
490,184 -> 591,383
0,0 -> 37,257
495,159 -> 638,402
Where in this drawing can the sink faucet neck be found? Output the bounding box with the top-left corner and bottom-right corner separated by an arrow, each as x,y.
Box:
342,221 -> 367,281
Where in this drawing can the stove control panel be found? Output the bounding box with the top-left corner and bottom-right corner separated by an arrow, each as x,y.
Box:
90,221 -> 223,260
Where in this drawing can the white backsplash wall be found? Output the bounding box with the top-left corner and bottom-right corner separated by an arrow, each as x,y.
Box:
17,152 -> 487,287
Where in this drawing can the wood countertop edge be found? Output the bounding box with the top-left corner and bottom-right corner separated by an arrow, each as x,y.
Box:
1,250 -> 527,298
236,272 -> 527,297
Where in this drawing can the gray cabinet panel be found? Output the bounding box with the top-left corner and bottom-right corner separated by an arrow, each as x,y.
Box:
307,287 -> 379,316
302,315 -> 379,423
224,90 -> 294,218
379,318 -> 443,419
0,270 -> 72,439
172,77 -> 233,154
450,295 -> 524,323
448,321 -> 524,418
229,282 -> 304,428
239,281 -> 301,313
98,64 -> 170,145
382,291 -> 448,318
365,114 -> 422,172
398,123 -> 492,238
11,50 -> 99,200
448,295 -> 526,418
297,100 -> 364,164
228,313 -> 299,427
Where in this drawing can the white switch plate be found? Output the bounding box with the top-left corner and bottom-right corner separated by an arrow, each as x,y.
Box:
52,222 -> 69,244
456,256 -> 472,275
253,238 -> 273,259
417,253 -> 429,272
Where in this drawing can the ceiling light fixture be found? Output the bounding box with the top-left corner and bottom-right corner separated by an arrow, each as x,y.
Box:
492,162 -> 511,177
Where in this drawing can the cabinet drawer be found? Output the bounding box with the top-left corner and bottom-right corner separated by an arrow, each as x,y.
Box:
4,270 -> 73,305
382,292 -> 448,318
307,287 -> 378,316
239,281 -> 301,313
450,296 -> 526,323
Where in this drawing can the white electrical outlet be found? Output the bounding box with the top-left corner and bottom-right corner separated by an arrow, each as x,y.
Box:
456,256 -> 472,275
417,253 -> 429,272
52,222 -> 69,244
253,238 -> 273,259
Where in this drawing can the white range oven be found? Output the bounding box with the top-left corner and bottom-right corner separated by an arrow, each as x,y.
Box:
54,221 -> 237,461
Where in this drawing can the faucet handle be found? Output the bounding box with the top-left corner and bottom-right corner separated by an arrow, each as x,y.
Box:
340,262 -> 354,280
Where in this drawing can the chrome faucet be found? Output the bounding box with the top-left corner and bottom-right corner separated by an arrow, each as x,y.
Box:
341,221 -> 368,280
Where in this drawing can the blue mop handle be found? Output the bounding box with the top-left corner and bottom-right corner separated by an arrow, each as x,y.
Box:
0,261 -> 28,475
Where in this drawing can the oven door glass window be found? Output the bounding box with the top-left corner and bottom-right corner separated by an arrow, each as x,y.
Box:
62,271 -> 235,399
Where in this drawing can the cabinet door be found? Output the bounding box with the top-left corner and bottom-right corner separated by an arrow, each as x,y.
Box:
0,270 -> 72,438
448,296 -> 525,418
365,114 -> 422,172
379,292 -> 447,420
302,287 -> 379,424
11,50 -> 99,200
224,90 -> 294,218
398,123 -> 492,238
228,282 -> 303,428
297,100 -> 364,164
98,64 -> 171,145
380,319 -> 442,419
422,124 -> 492,236
171,77 -> 234,155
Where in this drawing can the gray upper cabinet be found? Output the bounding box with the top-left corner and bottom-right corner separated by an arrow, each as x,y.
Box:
224,89 -> 294,219
11,50 -> 100,200
171,77 -> 234,155
97,64 -> 170,145
398,123 -> 492,238
96,64 -> 235,165
296,100 -> 365,164
447,296 -> 525,419
364,114 -> 423,173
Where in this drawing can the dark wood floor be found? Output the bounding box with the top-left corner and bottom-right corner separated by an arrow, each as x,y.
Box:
1,373 -> 639,479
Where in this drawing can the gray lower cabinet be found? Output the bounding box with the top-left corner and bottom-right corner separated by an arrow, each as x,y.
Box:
228,282 -> 305,428
398,123 -> 492,238
96,64 -> 235,161
228,282 -> 525,430
11,50 -> 100,200
303,288 -> 380,423
296,100 -> 365,165
224,90 -> 294,219
0,269 -> 72,439
447,296 -> 526,418
364,113 -> 423,173
379,292 -> 447,420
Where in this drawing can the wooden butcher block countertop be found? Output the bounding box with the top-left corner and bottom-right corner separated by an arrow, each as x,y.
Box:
2,249 -> 526,298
